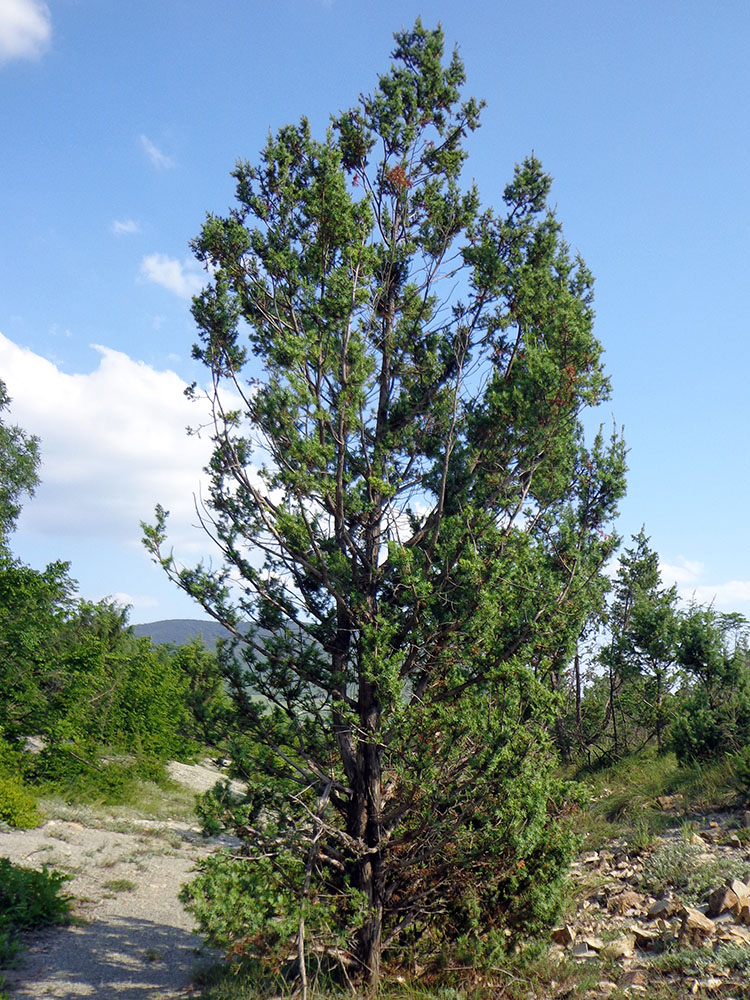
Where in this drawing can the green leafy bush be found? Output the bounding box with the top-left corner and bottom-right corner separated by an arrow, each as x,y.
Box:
27,743 -> 170,806
672,608 -> 750,763
729,745 -> 750,801
0,776 -> 41,829
181,850 -> 366,972
0,859 -> 72,967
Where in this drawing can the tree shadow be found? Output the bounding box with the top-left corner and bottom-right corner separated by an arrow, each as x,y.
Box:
6,915 -> 216,999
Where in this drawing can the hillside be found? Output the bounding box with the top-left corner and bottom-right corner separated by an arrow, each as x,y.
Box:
132,618 -> 236,648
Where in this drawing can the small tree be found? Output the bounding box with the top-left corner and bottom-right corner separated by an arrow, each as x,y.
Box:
672,607 -> 750,762
599,529 -> 679,754
145,21 -> 626,989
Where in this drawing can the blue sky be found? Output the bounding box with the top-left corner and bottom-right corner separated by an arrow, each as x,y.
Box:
1,0 -> 749,623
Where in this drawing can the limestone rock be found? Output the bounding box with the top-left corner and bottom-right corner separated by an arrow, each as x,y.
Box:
621,967 -> 649,992
678,907 -> 716,947
609,890 -> 645,915
572,941 -> 598,959
729,877 -> 750,906
632,925 -> 661,948
655,794 -> 683,810
580,934 -> 604,952
551,924 -> 575,946
706,885 -> 739,917
647,898 -> 678,919
603,932 -> 635,960
700,828 -> 721,844
595,981 -> 618,997
717,924 -> 750,944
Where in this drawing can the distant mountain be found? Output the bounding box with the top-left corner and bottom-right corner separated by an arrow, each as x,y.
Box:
132,618 -> 238,648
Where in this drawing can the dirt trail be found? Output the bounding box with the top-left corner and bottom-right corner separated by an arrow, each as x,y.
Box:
0,761 -> 237,999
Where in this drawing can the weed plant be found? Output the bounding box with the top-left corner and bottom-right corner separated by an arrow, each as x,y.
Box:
102,878 -> 137,893
572,751 -> 680,848
650,940 -> 750,979
190,948 -> 604,1000
642,839 -> 750,904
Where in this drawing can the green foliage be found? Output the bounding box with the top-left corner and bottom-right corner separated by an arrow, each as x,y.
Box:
0,563 -> 224,774
0,859 -> 72,968
45,601 -> 198,760
0,557 -> 77,740
651,940 -> 750,981
0,380 -> 40,550
146,19 -> 626,987
102,878 -> 137,893
168,639 -> 232,745
729,745 -> 750,801
27,745 -> 172,807
572,751 -> 680,849
594,529 -> 679,758
0,732 -> 41,828
671,607 -> 750,763
0,776 -> 41,829
182,850 -> 366,968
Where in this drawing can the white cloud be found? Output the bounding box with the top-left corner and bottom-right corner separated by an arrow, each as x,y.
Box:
681,581 -> 750,610
112,218 -> 140,236
657,556 -> 750,615
659,557 -> 704,588
141,253 -> 204,299
139,134 -> 174,170
0,0 -> 50,63
0,332 -> 215,556
111,592 -> 159,614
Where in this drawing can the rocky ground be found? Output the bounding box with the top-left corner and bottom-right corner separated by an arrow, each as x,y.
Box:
551,799 -> 750,998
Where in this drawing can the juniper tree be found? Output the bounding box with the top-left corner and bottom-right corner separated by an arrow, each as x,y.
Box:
145,20 -> 626,990
600,529 -> 679,753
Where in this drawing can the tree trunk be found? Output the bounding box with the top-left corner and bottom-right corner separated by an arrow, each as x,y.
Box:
574,647 -> 583,752
655,668 -> 663,750
350,677 -> 383,993
608,660 -> 619,756
549,668 -> 569,761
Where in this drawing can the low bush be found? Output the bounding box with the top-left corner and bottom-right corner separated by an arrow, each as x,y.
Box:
27,743 -> 171,807
0,776 -> 41,829
0,859 -> 72,967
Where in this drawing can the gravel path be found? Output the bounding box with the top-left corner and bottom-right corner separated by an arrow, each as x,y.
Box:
0,762 -> 238,999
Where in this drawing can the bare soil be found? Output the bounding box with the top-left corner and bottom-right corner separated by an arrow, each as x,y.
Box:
0,761 -> 238,999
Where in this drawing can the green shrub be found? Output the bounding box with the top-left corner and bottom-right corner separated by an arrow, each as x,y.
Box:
0,858 -> 72,967
28,743 -> 170,806
672,608 -> 750,763
671,696 -> 724,762
0,776 -> 41,829
181,850 -> 365,966
729,745 -> 750,800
